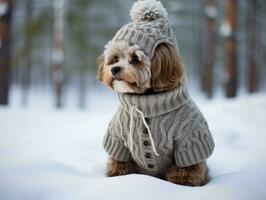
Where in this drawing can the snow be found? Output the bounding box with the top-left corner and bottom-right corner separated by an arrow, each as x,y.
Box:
220,22 -> 232,38
205,6 -> 217,19
0,93 -> 266,200
0,2 -> 8,17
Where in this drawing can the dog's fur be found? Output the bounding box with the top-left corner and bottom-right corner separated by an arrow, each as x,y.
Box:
97,41 -> 208,186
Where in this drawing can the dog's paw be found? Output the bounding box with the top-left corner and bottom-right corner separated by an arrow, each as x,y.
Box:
165,163 -> 207,186
107,158 -> 137,177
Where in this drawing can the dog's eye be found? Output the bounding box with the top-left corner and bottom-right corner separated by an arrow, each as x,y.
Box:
108,55 -> 119,65
130,54 -> 140,65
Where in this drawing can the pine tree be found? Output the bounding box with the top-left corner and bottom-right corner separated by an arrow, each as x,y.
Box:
0,0 -> 12,105
20,0 -> 32,106
247,0 -> 258,93
223,0 -> 238,97
52,0 -> 64,108
202,0 -> 216,98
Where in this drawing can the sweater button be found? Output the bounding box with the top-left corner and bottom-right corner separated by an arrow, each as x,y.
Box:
143,141 -> 150,146
143,129 -> 148,135
147,164 -> 154,169
145,152 -> 151,159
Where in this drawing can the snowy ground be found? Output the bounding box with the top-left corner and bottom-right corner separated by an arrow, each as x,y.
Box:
0,93 -> 266,200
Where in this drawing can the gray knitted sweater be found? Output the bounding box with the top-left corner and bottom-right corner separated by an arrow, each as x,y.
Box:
103,86 -> 215,175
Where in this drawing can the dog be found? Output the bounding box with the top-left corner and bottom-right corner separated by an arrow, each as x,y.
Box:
97,0 -> 214,186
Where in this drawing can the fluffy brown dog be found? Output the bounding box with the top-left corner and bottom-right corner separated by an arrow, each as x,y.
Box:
97,41 -> 210,186
97,0 -> 214,186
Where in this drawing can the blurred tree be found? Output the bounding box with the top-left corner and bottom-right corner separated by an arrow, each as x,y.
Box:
247,0 -> 258,93
64,0 -> 126,108
202,0 -> 216,98
0,0 -> 12,105
20,0 -> 32,106
12,0 -> 53,104
52,0 -> 64,108
223,0 -> 238,98
257,0 -> 266,91
65,0 -> 92,108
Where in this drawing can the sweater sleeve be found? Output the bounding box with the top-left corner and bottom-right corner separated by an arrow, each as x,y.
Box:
174,121 -> 215,167
103,112 -> 132,162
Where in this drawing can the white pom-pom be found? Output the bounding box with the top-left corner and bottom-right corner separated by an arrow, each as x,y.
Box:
130,0 -> 168,22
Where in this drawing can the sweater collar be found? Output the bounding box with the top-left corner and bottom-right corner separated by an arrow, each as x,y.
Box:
118,86 -> 190,118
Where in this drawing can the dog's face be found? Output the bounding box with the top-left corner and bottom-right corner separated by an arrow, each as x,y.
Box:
97,40 -> 185,94
97,41 -> 151,93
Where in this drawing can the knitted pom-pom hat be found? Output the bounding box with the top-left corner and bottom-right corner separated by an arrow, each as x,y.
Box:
112,0 -> 178,59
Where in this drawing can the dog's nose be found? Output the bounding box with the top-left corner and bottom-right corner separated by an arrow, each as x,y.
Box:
111,66 -> 121,76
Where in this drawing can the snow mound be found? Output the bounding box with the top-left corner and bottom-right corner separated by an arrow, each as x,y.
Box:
0,94 -> 266,200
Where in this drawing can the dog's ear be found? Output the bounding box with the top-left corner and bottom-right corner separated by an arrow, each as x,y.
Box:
96,54 -> 105,81
151,43 -> 185,92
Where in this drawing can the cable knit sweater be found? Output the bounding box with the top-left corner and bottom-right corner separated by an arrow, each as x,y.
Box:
103,86 -> 215,175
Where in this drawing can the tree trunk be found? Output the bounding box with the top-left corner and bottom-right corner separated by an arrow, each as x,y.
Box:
78,73 -> 86,108
21,0 -> 32,106
52,0 -> 64,108
202,0 -> 216,98
198,1 -> 205,93
223,0 -> 238,98
247,0 -> 258,93
0,0 -> 12,105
